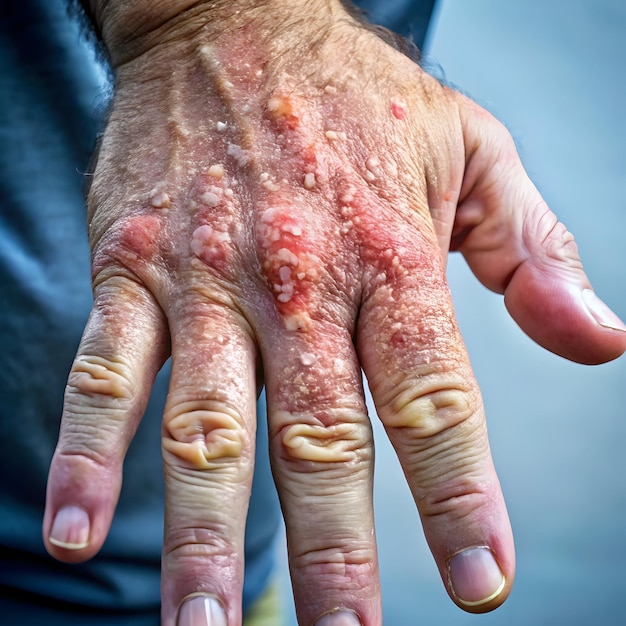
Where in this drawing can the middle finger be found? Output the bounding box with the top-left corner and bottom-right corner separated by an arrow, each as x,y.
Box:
251,199 -> 380,623
264,317 -> 379,626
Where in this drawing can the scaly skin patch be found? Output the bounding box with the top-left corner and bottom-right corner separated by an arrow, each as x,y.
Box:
263,92 -> 326,190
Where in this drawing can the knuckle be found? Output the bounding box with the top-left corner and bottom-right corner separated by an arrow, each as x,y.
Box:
276,411 -> 371,465
419,479 -> 492,523
164,526 -> 235,560
532,205 -> 582,268
54,446 -> 113,477
163,399 -> 248,470
91,214 -> 165,280
59,355 -> 137,463
380,374 -> 476,437
162,527 -> 240,578
291,542 -> 377,585
255,204 -> 328,332
66,354 -> 134,404
189,222 -> 236,277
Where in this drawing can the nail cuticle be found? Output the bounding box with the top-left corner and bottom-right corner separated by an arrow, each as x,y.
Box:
314,608 -> 362,626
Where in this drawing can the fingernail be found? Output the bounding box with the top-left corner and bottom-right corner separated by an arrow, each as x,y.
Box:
177,595 -> 227,626
49,505 -> 90,550
582,289 -> 626,332
315,609 -> 362,626
448,547 -> 505,607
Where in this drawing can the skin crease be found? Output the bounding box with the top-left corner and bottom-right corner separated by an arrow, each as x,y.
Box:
43,1 -> 626,625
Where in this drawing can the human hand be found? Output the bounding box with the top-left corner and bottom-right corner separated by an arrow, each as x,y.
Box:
43,1 -> 626,624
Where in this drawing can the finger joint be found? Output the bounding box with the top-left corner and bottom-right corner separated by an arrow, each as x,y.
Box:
163,399 -> 248,470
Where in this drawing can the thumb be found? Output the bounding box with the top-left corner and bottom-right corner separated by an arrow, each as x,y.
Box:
453,94 -> 626,364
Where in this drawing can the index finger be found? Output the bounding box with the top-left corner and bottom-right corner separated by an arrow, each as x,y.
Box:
355,196 -> 514,612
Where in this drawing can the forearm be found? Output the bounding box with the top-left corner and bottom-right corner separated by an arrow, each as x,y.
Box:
84,0 -> 355,66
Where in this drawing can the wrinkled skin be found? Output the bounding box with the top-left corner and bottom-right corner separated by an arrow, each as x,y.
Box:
43,1 -> 626,625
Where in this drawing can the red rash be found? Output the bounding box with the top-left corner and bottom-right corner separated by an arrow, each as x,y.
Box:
257,205 -> 316,323
92,213 -> 164,277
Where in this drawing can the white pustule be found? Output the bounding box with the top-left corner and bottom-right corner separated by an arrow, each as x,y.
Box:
149,181 -> 171,209
365,155 -> 381,182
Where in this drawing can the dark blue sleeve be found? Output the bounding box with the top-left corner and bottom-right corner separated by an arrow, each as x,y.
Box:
352,0 -> 437,48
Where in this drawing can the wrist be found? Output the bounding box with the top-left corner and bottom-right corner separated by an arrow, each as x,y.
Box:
91,0 -> 353,67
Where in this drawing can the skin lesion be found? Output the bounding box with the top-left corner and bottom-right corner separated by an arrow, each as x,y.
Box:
266,94 -> 302,130
255,203 -> 322,325
190,223 -> 233,270
163,400 -> 246,469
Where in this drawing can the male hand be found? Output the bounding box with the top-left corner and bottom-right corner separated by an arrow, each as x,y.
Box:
43,1 -> 626,624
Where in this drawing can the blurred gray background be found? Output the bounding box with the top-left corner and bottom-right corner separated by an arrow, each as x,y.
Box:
279,1 -> 626,624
